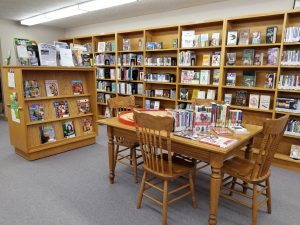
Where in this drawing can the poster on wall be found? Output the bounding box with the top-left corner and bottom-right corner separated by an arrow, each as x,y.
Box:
10,92 -> 20,123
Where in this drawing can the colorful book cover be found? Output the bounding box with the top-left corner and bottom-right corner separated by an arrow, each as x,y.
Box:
226,73 -> 236,86
254,52 -> 264,66
29,104 -> 45,121
82,118 -> 93,134
39,124 -> 56,144
267,48 -> 279,65
235,90 -> 247,106
202,54 -> 211,66
264,73 -> 275,89
266,26 -> 278,44
24,80 -> 40,98
199,135 -> 237,148
45,80 -> 59,97
193,111 -> 212,133
72,80 -> 84,95
77,99 -> 90,114
53,100 -> 70,118
259,95 -> 271,110
62,121 -> 76,138
249,94 -> 260,109
212,69 -> 220,85
10,92 -> 20,123
180,88 -> 189,100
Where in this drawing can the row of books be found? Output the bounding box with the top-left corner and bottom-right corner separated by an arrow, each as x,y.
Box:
97,41 -> 116,52
39,119 -> 93,144
278,74 -> 300,90
144,73 -> 175,83
281,50 -> 300,66
177,102 -> 193,110
24,80 -> 83,98
226,48 -> 279,66
181,69 -> 219,85
145,89 -> 176,99
118,83 -> 143,95
276,98 -> 300,113
285,120 -> 300,137
284,27 -> 300,43
29,99 -> 90,122
181,31 -> 221,48
118,68 -> 143,81
123,38 -> 143,51
97,93 -> 111,104
144,56 -> 177,66
145,100 -> 160,110
146,42 -> 163,50
225,71 -> 276,89
226,27 -> 277,45
96,68 -> 116,79
118,53 -> 143,66
178,51 -> 220,66
94,54 -> 115,66
180,88 -> 216,100
97,81 -> 116,93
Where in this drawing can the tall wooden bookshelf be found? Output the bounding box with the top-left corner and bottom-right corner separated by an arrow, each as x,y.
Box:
2,66 -> 98,160
59,9 -> 300,172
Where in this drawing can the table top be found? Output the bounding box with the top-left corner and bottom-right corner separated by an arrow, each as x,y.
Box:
98,117 -> 263,154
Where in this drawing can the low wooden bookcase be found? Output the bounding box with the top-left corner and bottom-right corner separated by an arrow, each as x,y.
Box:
2,66 -> 98,160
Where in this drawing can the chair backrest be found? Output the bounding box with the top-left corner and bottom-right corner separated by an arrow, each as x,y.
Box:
251,114 -> 289,180
192,99 -> 224,107
133,110 -> 174,176
107,95 -> 135,117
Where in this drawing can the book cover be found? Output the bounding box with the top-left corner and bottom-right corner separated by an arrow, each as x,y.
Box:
264,73 -> 275,89
24,80 -> 40,98
123,39 -> 131,51
202,54 -> 211,66
181,30 -> 195,48
254,52 -> 264,66
211,33 -> 220,46
199,135 -> 237,148
82,118 -> 93,134
193,111 -> 212,133
29,104 -> 44,122
224,93 -> 233,105
97,42 -> 106,52
62,121 -> 76,138
200,33 -> 209,47
197,91 -> 206,99
180,88 -> 189,100
242,49 -> 254,65
212,127 -> 233,136
207,89 -> 216,100
227,30 -> 238,45
226,73 -> 236,86
239,29 -> 250,45
266,26 -> 278,44
39,124 -> 56,144
200,70 -> 210,84
45,80 -> 59,96
211,52 -> 221,66
181,70 -> 194,83
77,99 -> 90,114
59,48 -> 74,67
235,90 -> 247,106
252,31 -> 261,44
226,52 -> 236,66
213,69 -> 220,85
249,94 -> 260,109
259,95 -> 271,110
267,48 -> 279,65
38,43 -> 57,66
81,53 -> 92,66
192,71 -> 200,84
53,100 -> 70,118
192,89 -> 199,99
72,80 -> 83,95
290,145 -> 300,160
243,70 -> 256,87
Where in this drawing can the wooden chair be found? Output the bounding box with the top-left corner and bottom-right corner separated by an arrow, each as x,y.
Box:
107,96 -> 142,183
133,110 -> 197,225
220,114 -> 289,225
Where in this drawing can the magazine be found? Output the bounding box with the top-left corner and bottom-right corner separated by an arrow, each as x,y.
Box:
24,80 -> 40,98
45,80 -> 59,96
62,121 -> 76,138
72,80 -> 84,95
212,127 -> 233,136
199,135 -> 237,148
77,99 -> 90,114
39,124 -> 56,144
29,104 -> 45,121
53,100 -> 70,118
82,118 -> 93,134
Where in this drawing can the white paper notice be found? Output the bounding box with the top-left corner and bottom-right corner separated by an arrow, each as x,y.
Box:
8,71 -> 15,88
16,45 -> 29,58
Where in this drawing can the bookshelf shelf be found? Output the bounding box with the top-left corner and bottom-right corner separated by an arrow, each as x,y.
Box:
94,51 -> 115,54
24,94 -> 92,101
224,66 -> 278,69
145,66 -> 177,68
145,96 -> 176,101
281,66 -> 300,69
117,50 -> 144,53
222,86 -> 275,92
180,83 -> 218,87
178,66 -> 220,69
277,89 -> 300,93
284,134 -> 300,140
145,49 -> 177,52
118,80 -> 144,83
177,99 -> 192,103
118,66 -> 144,68
97,90 -> 116,94
230,105 -> 273,113
225,43 -> 281,48
118,94 -> 144,97
96,78 -> 116,81
283,42 -> 300,46
94,65 -> 115,67
179,46 -> 221,50
276,111 -> 300,117
145,82 -> 176,85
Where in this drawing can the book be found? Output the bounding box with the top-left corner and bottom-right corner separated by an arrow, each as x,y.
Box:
207,89 -> 216,100
82,53 -> 92,66
24,80 -> 40,98
182,30 -> 195,48
180,88 -> 189,100
252,31 -> 261,44
227,30 -> 238,45
123,39 -> 131,51
249,94 -> 260,109
259,95 -> 271,110
192,89 -> 199,99
226,73 -> 236,86
242,49 -> 254,65
193,111 -> 212,133
243,70 -> 256,87
239,29 -> 250,45
211,52 -> 221,66
212,69 -> 220,85
82,118 -> 93,134
53,100 -> 70,118
29,104 -> 44,121
97,42 -> 106,52
290,145 -> 300,160
228,125 -> 249,134
211,33 -> 220,46
200,70 -> 210,84
62,121 -> 76,138
197,91 -> 206,99
267,47 -> 279,65
235,90 -> 247,106
14,38 -> 30,65
212,127 -> 233,136
199,135 -> 237,148
45,80 -> 59,96
254,52 -> 264,66
264,73 -> 275,89
200,33 -> 209,47
266,26 -> 278,44
72,80 -> 83,95
38,43 -> 57,66
59,48 -> 74,66
224,93 -> 233,105
77,99 -> 90,114
202,54 -> 211,66
226,52 -> 236,66
39,124 -> 56,144
181,70 -> 194,83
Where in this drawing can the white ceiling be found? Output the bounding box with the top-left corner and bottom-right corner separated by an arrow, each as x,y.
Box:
0,0 -> 229,28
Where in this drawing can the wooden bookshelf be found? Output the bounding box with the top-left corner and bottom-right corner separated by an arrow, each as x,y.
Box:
2,66 -> 98,160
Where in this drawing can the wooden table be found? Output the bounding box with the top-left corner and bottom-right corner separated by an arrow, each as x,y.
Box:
99,117 -> 262,225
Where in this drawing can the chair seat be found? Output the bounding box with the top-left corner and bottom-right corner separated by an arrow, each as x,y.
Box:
115,136 -> 139,148
222,156 -> 255,179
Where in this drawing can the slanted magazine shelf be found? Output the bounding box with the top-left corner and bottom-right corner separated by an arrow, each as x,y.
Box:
2,66 -> 98,160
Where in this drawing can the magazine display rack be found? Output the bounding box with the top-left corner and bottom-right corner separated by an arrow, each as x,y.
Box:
2,66 -> 98,160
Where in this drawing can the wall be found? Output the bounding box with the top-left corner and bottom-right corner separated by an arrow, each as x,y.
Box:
64,0 -> 295,37
0,19 -> 65,65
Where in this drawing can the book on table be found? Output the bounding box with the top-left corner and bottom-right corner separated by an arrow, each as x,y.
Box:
199,135 -> 237,148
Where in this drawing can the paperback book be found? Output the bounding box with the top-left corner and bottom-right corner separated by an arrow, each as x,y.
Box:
62,121 -> 76,138
77,99 -> 90,114
226,73 -> 236,86
267,48 -> 279,65
53,100 -> 70,118
24,80 -> 40,98
254,52 -> 264,66
226,52 -> 236,66
72,80 -> 84,95
45,80 -> 59,97
235,90 -> 247,106
259,95 -> 271,110
224,93 -> 233,105
199,135 -> 237,148
249,94 -> 260,109
242,49 -> 254,65
264,73 -> 275,89
29,104 -> 45,122
252,31 -> 261,44
180,88 -> 189,100
266,26 -> 278,44
193,111 -> 212,133
211,33 -> 220,46
39,124 -> 56,144
239,29 -> 250,45
212,69 -> 220,85
211,52 -> 221,66
243,70 -> 256,87
227,30 -> 238,45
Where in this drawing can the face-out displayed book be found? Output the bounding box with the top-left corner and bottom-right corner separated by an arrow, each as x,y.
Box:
249,94 -> 260,109
193,111 -> 212,133
235,90 -> 247,106
254,52 -> 264,66
180,88 -> 189,100
29,103 -> 45,122
45,80 -> 59,97
202,54 -> 211,66
243,70 -> 256,87
224,93 -> 233,105
53,100 -> 70,118
266,26 -> 278,44
24,80 -> 40,98
211,52 -> 221,66
226,73 -> 236,86
226,52 -> 236,66
290,145 -> 300,160
82,118 -> 93,134
211,33 -> 220,46
242,49 -> 254,65
181,30 -> 195,48
38,43 -> 57,66
259,95 -> 271,110
62,121 -> 76,138
14,38 -> 39,66
252,31 -> 261,44
264,73 -> 275,89
123,39 -> 131,51
213,69 -> 220,85
239,29 -> 249,45
39,124 -> 56,144
72,80 -> 84,95
199,70 -> 210,85
227,30 -> 238,45
77,99 -> 90,114
267,47 -> 279,65
145,100 -> 160,110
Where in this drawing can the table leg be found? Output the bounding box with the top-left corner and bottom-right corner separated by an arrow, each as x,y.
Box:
209,159 -> 223,225
107,126 -> 115,184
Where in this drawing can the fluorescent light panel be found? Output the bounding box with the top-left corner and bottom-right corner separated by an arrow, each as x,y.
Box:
21,0 -> 137,26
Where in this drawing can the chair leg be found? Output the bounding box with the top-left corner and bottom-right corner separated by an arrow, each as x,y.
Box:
266,178 -> 272,214
189,172 -> 197,208
132,148 -> 138,183
229,177 -> 237,196
252,184 -> 258,225
137,171 -> 147,209
162,180 -> 168,225
130,148 -> 133,166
